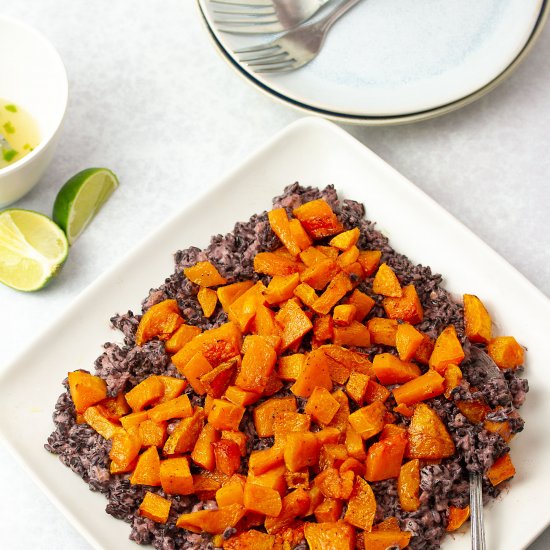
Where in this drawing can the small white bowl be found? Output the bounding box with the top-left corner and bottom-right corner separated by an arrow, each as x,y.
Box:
0,15 -> 68,208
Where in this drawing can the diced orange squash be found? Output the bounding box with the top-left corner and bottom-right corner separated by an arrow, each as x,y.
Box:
284,432 -> 321,472
446,505 -> 470,531
336,246 -> 360,269
363,530 -> 412,549
367,318 -> 398,346
275,299 -> 313,352
311,272 -> 353,315
293,199 -> 344,239
348,401 -> 386,440
235,335 -> 277,393
345,426 -> 366,461
463,294 -> 492,344
264,273 -> 300,306
372,517 -> 401,532
414,334 -> 434,365
180,352 -> 213,395
327,390 -> 350,432
314,468 -> 354,500
148,394 -> 193,422
184,261 -> 227,287
330,227 -> 360,250
273,411 -> 311,447
316,247 -> 339,261
160,456 -> 194,495
244,483 -> 282,517
252,306 -> 282,342
319,443 -> 348,471
293,282 -> 318,308
139,491 -> 171,523
315,427 -> 341,446
125,375 -> 165,412
365,435 -> 408,482
444,364 -> 463,399
305,386 -> 341,426
68,371 -> 108,413
396,323 -> 425,362
398,458 -> 420,512
364,379 -> 391,404
224,530 -> 276,550
212,439 -> 241,476
192,471 -> 228,496
163,407 -> 205,455
224,385 -> 261,407
300,258 -> 340,291
357,250 -> 381,276
483,419 -> 513,442
372,263 -> 402,297
278,354 -> 305,381
344,477 -> 376,530
323,354 -> 351,385
248,463 -> 287,496
304,521 -> 356,550
488,336 -> 524,369
136,299 -> 183,346
345,372 -> 370,405
372,353 -> 421,385
227,281 -> 267,332
139,419 -> 167,447
383,284 -> 424,324
248,446 -> 285,476
394,403 -> 415,417
289,218 -> 313,251
165,324 -> 202,354
265,488 -> 311,533
221,430 -> 248,457
392,369 -> 445,406
172,322 -> 242,371
429,325 -> 465,373
300,246 -> 329,266
313,314 -> 334,343
254,252 -> 303,277
285,470 -> 310,490
83,405 -> 124,439
407,403 -> 455,459
110,456 -> 138,475
216,474 -> 246,508
155,376 -> 187,403
191,422 -> 219,471
322,345 -> 374,376
487,453 -> 516,486
208,399 -> 245,431
315,498 -> 343,523
197,287 -> 218,318
264,371 -> 284,397
130,446 -> 161,486
340,457 -> 365,477
109,429 -> 141,469
217,280 -> 255,312
253,396 -> 297,437
291,349 -> 332,398
346,289 -> 375,322
200,358 -> 239,398
97,392 -> 131,422
176,503 -> 245,533
268,208 -> 302,257
333,321 -> 371,348
120,410 -> 149,430
333,304 -> 357,326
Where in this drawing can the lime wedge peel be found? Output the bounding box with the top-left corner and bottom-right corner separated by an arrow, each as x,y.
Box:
53,168 -> 119,245
0,209 -> 69,291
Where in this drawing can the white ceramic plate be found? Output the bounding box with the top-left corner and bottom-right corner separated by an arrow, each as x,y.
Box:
0,118 -> 549,549
199,0 -> 547,121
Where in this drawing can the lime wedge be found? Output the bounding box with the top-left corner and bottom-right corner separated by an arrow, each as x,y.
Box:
0,209 -> 69,291
53,168 -> 119,245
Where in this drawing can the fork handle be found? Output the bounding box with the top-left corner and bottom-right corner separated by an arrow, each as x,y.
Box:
318,0 -> 364,33
470,473 -> 486,550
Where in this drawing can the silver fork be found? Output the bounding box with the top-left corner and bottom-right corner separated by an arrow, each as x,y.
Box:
234,0 -> 364,73
210,0 -> 333,34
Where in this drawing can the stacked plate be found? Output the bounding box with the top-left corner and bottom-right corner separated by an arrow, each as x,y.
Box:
198,0 -> 548,124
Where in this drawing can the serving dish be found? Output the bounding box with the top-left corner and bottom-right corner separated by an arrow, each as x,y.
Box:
0,15 -> 68,207
197,0 -> 549,125
0,117 -> 549,549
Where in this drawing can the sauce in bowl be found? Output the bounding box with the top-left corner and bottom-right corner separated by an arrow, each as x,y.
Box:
0,100 -> 40,169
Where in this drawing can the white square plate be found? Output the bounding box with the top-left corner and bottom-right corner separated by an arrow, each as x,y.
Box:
0,117 -> 548,549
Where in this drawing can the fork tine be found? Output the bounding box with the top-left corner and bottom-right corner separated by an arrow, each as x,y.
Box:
252,61 -> 297,73
213,16 -> 279,25
209,0 -> 273,7
246,53 -> 292,66
234,42 -> 280,54
213,8 -> 276,15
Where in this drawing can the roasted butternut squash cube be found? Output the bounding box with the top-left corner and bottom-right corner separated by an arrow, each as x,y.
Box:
83,405 -> 124,440
248,463 -> 287,496
367,317 -> 398,346
163,407 -> 205,455
221,430 -> 248,457
406,403 -> 455,459
264,487 -> 310,533
305,386 -> 341,426
398,458 -> 420,512
135,299 -> 183,346
155,376 -> 187,403
184,261 -> 227,287
365,436 -> 407,482
254,252 -> 303,277
176,503 -> 245,533
243,483 -> 282,517
68,371 -> 107,413
444,363 -> 463,399
311,271 -> 353,315
333,304 -> 357,326
180,352 -> 212,395
139,491 -> 171,523
268,208 -> 302,257
292,199 -> 344,239
333,321 -> 371,347
276,299 -> 313,352
264,273 -> 301,306
217,280 -> 255,312
396,323 -> 425,362
131,446 -> 161,486
345,372 -> 370,405
357,250 -> 381,276
382,284 -> 424,324
160,456 -> 194,495
199,357 -> 238,398
463,294 -> 492,344
278,354 -> 305,381
429,325 -> 465,373
345,425 -> 366,461
213,439 -> 241,476
314,498 -> 343,523
488,336 -> 524,369
284,432 -> 321,472
216,474 -> 245,508
372,263 -> 402,297
344,477 -> 376,530
392,369 -> 445,406
487,453 -> 516,486
327,390 -> 350,433
109,429 -> 141,469
273,411 -> 311,447
248,446 -> 285,475
348,401 -> 386,440
291,349 -> 333,398
289,218 -> 313,251
235,335 -> 277,393
125,375 -> 165,412
304,521 -> 356,550
191,422 -> 219,471
363,530 -> 412,549
329,227 -> 360,250
253,395 -> 297,437
224,385 -> 261,407
197,287 -> 218,318
446,505 -> 470,532
224,530 -> 276,550
208,399 -> 245,431
138,419 -> 167,448
165,324 -> 202,354
346,289 -> 375,322
148,394 -> 193,422
372,353 -> 421,385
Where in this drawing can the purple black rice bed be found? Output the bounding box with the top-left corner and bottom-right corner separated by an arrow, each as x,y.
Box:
45,183 -> 528,550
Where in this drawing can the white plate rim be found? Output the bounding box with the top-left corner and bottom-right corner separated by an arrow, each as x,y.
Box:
196,0 -> 550,125
0,117 -> 549,549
